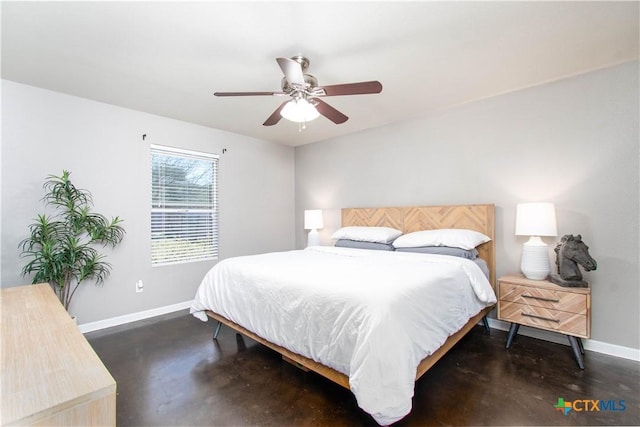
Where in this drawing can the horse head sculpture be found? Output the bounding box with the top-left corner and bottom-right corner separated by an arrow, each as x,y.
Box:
549,234 -> 597,287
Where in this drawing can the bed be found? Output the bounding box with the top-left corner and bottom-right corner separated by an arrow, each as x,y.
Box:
190,204 -> 497,425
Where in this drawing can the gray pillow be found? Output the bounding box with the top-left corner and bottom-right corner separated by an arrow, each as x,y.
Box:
335,239 -> 395,251
474,258 -> 490,279
395,246 -> 478,259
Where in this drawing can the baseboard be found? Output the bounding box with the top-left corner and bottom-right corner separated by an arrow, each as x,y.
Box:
487,318 -> 640,362
78,302 -> 639,362
78,300 -> 193,334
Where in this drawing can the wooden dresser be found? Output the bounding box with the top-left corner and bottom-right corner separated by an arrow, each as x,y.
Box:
1,284 -> 116,426
497,274 -> 591,369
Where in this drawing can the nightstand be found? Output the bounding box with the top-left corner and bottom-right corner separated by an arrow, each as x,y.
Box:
497,274 -> 591,369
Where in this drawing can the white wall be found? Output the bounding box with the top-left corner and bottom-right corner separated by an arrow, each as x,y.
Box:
294,61 -> 639,350
1,80 -> 295,323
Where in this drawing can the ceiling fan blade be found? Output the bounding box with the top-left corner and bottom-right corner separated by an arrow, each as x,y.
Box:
312,99 -> 349,124
214,91 -> 285,97
316,81 -> 383,96
263,101 -> 289,126
276,57 -> 305,86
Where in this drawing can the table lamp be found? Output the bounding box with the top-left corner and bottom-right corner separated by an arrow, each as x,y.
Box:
304,209 -> 323,247
515,202 -> 558,280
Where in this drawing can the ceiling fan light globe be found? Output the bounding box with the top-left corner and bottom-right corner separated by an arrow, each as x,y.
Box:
280,99 -> 320,123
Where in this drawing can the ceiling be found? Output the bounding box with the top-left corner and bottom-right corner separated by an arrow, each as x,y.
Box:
2,1 -> 638,147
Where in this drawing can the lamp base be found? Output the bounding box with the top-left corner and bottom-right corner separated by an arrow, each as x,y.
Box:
307,229 -> 320,247
520,237 -> 551,280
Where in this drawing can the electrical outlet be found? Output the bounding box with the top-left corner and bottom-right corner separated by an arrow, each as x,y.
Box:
136,280 -> 144,293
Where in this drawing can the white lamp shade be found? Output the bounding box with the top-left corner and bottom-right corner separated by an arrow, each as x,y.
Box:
304,209 -> 323,230
515,203 -> 558,237
281,99 -> 320,123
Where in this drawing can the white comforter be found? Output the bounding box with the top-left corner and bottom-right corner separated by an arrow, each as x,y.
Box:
190,246 -> 496,425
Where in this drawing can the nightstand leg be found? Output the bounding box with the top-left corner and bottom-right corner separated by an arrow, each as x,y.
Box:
568,336 -> 585,370
577,337 -> 585,354
505,323 -> 520,349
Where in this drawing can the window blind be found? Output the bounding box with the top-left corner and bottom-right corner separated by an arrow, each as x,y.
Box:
151,144 -> 219,265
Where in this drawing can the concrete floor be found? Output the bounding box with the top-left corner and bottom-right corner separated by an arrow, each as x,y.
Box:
86,311 -> 639,426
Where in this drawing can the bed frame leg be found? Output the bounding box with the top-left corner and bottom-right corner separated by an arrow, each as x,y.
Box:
212,321 -> 222,340
481,316 -> 490,333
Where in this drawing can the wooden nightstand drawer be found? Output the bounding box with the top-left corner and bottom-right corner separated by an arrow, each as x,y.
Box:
499,281 -> 587,315
500,300 -> 588,338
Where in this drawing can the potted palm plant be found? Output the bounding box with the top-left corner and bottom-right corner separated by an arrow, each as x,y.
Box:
19,170 -> 125,311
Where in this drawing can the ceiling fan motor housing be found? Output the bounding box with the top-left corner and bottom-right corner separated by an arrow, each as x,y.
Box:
281,74 -> 318,95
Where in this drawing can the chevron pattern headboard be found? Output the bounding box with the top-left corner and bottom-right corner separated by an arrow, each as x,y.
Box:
342,204 -> 496,286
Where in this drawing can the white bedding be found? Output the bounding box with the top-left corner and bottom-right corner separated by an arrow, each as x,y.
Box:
190,246 -> 496,425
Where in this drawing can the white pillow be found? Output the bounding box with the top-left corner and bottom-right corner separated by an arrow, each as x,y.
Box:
331,226 -> 402,244
392,228 -> 491,250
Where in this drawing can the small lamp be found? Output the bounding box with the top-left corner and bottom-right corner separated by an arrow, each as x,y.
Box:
515,202 -> 558,280
304,209 -> 323,247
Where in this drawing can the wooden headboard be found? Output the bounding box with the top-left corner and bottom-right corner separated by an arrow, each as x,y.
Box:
342,204 -> 496,286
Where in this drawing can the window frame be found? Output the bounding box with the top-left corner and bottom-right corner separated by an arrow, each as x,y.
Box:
150,144 -> 219,266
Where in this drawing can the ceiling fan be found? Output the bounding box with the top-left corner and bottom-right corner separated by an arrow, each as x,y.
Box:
214,56 -> 383,127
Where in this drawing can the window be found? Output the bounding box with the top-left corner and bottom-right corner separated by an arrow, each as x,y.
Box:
151,144 -> 219,265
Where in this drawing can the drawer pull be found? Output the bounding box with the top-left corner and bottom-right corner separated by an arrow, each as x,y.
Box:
522,294 -> 559,303
522,312 -> 560,323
